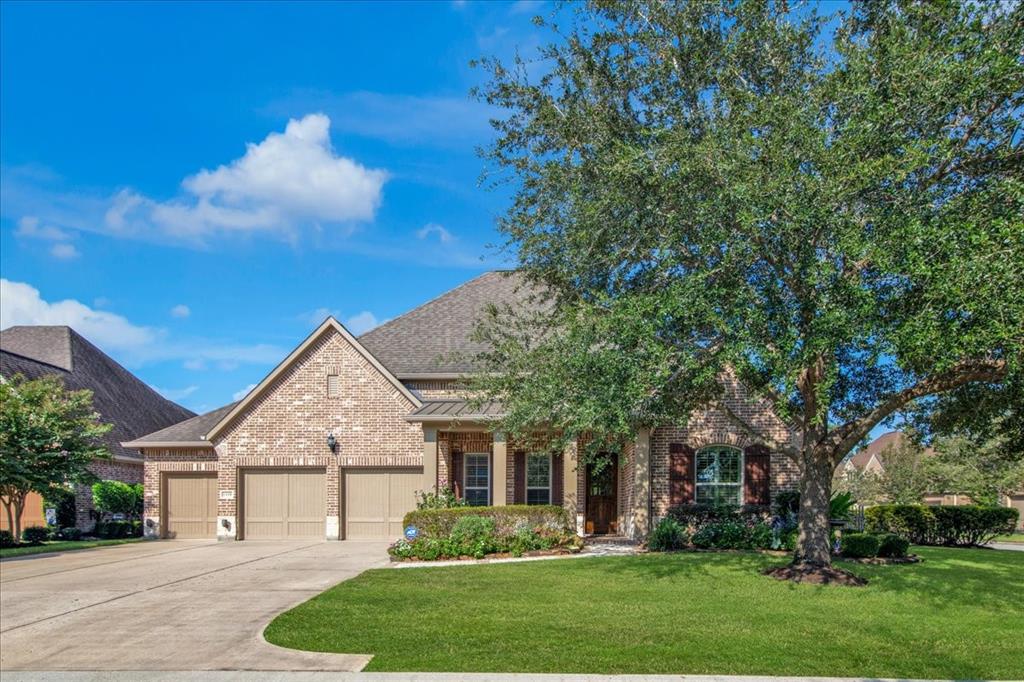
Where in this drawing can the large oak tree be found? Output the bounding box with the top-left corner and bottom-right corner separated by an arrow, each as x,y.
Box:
471,0 -> 1023,574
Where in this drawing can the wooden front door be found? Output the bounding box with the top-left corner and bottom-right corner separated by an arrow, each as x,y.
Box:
585,454 -> 618,534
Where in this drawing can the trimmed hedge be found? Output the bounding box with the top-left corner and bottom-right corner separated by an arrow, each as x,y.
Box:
648,517 -> 689,551
96,520 -> 143,539
667,504 -> 771,531
0,529 -> 14,548
840,532 -> 881,558
59,527 -> 83,541
866,504 -> 1018,546
876,533 -> 910,558
403,504 -> 573,540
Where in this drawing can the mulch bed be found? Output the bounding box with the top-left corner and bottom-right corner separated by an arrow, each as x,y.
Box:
842,554 -> 921,565
763,564 -> 868,586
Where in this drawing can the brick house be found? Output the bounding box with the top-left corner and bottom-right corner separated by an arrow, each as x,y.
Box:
1,326 -> 195,531
124,271 -> 799,541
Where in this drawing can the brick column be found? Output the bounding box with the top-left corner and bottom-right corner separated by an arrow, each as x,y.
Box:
422,426 -> 438,494
563,440 -> 581,535
492,431 -> 507,506
631,428 -> 652,540
325,464 -> 340,540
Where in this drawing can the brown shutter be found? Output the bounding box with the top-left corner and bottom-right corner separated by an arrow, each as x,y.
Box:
451,450 -> 463,499
669,444 -> 695,506
743,444 -> 771,507
514,451 -> 526,504
552,452 -> 564,506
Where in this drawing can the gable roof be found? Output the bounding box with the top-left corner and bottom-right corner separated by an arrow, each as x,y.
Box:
204,317 -> 421,441
0,326 -> 196,461
359,270 -> 539,377
847,431 -> 936,472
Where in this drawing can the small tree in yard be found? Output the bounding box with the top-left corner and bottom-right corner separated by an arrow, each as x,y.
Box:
0,374 -> 112,540
471,1 -> 1022,580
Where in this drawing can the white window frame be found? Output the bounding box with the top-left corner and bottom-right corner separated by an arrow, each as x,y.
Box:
526,453 -> 552,505
695,445 -> 744,506
463,452 -> 490,506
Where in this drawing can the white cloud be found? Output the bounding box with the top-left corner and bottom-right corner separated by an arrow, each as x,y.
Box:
345,311 -> 380,335
183,358 -> 206,371
0,279 -> 285,368
153,385 -> 199,401
233,383 -> 257,401
16,216 -> 71,241
300,307 -> 340,327
49,243 -> 80,260
111,113 -> 387,240
170,304 -> 191,318
1,279 -> 156,353
416,222 -> 454,243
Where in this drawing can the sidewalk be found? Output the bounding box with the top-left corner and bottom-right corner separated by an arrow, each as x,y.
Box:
0,673 -> 956,682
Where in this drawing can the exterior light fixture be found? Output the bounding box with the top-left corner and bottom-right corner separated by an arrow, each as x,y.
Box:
327,432 -> 337,453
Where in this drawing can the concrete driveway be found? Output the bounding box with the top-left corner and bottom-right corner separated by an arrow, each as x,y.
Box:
0,539 -> 389,672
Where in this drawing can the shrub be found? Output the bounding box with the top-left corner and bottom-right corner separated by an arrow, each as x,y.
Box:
393,504 -> 578,561
415,485 -> 468,510
866,504 -> 1017,546
0,529 -> 15,548
403,504 -> 573,540
44,485 -> 78,529
96,520 -> 138,539
648,517 -> 688,551
667,504 -> 770,535
876,533 -> 910,558
773,491 -> 800,517
840,532 -> 881,558
92,480 -> 144,522
22,526 -> 50,543
59,527 -> 83,541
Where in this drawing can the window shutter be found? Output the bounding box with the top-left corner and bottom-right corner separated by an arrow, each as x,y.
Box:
669,444 -> 695,506
743,444 -> 771,506
451,450 -> 463,499
552,452 -> 564,506
514,451 -> 526,504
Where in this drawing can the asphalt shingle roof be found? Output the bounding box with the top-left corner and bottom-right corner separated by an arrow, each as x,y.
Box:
122,402 -> 238,446
0,326 -> 197,461
358,270 -> 539,376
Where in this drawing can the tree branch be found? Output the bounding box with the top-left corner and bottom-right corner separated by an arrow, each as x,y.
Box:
828,359 -> 1008,465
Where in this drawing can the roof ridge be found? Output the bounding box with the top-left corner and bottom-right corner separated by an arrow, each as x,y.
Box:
0,347 -> 70,373
359,270 -> 512,341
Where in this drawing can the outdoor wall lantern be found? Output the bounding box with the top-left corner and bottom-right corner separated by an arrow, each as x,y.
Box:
327,432 -> 337,453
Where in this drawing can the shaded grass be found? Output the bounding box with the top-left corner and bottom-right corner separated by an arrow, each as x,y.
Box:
265,547 -> 1024,679
0,537 -> 145,559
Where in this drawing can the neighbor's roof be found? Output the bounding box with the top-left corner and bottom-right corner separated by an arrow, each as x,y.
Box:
359,270 -> 540,377
847,431 -> 936,472
404,399 -> 505,423
121,402 -> 237,448
0,326 -> 196,461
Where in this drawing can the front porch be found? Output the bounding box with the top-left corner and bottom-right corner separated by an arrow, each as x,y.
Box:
409,403 -> 654,539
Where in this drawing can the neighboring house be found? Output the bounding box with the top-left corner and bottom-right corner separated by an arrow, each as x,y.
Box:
0,326 -> 195,531
124,271 -> 799,542
844,431 -> 1024,529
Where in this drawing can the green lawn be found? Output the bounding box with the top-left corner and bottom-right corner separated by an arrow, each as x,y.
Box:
0,537 -> 145,559
265,546 -> 1024,679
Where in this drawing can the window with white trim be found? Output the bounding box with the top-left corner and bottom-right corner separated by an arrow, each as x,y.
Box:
696,446 -> 743,506
463,453 -> 490,506
526,453 -> 551,505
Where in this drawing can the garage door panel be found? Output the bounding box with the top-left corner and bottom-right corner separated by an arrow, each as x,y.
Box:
344,469 -> 422,540
243,469 -> 324,539
165,474 -> 217,539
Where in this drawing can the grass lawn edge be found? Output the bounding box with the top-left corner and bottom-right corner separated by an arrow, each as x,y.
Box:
0,537 -> 147,560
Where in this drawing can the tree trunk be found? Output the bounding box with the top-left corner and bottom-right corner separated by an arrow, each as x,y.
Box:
2,498 -> 13,538
14,493 -> 26,541
793,448 -> 834,568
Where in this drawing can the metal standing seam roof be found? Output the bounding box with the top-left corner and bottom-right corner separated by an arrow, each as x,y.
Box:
404,399 -> 506,423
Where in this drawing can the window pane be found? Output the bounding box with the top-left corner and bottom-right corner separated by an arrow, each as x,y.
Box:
527,454 -> 550,488
718,450 -> 740,483
526,488 -> 550,505
465,454 -> 489,488
695,447 -> 742,506
465,488 -> 489,506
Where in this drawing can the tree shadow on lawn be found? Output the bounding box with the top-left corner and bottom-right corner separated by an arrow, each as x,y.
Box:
593,547 -> 1021,611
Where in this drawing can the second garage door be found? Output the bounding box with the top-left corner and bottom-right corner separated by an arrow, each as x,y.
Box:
164,473 -> 217,539
344,469 -> 422,539
243,469 -> 325,539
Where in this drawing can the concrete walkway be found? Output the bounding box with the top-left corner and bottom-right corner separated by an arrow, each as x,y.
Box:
0,539 -> 389,672
987,541 -> 1024,552
0,672 -> 956,682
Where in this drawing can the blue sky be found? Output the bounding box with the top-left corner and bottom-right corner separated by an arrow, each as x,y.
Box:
1,0 -> 549,413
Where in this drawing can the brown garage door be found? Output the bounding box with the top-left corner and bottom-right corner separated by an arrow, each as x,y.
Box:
344,468 -> 422,539
164,473 -> 217,539
243,469 -> 325,539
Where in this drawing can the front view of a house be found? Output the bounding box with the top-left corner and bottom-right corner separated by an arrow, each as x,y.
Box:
125,271 -> 799,541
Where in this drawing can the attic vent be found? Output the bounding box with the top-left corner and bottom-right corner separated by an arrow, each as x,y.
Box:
327,374 -> 341,397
